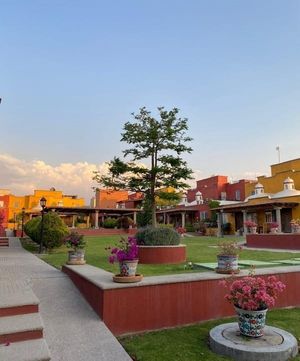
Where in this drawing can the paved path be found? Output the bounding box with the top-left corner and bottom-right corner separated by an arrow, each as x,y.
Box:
0,238 -> 132,361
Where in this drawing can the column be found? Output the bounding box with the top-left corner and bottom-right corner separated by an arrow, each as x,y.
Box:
86,215 -> 90,228
275,207 -> 282,233
95,210 -> 99,229
163,212 -> 166,224
72,215 -> 76,229
181,212 -> 185,228
217,212 -> 222,237
166,214 -> 170,224
133,211 -> 137,225
242,210 -> 247,235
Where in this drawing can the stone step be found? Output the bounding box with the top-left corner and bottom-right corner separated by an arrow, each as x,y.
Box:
0,281 -> 39,317
0,339 -> 51,361
0,313 -> 44,344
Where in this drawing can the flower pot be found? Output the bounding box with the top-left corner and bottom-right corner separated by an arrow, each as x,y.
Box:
249,226 -> 257,234
216,255 -> 239,274
292,225 -> 300,233
119,259 -> 139,277
67,250 -> 86,265
234,306 -> 267,337
270,227 -> 278,234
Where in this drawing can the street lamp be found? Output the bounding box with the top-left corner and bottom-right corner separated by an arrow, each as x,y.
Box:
21,208 -> 25,238
39,197 -> 47,254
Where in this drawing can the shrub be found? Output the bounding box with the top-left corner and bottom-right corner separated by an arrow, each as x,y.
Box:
117,216 -> 134,229
103,217 -> 118,228
136,226 -> 180,246
157,223 -> 174,229
185,223 -> 195,232
37,212 -> 68,250
24,217 -> 41,243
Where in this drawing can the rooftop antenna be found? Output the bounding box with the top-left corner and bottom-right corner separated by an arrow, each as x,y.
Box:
276,146 -> 281,163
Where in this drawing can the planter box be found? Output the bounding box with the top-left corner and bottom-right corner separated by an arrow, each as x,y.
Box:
138,244 -> 186,264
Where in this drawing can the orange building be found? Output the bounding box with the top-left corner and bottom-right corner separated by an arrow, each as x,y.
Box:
95,189 -> 129,208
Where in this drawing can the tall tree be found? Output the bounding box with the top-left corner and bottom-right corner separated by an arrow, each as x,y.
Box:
93,107 -> 193,226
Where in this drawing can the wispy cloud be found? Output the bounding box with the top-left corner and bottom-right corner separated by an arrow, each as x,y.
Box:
0,153 -> 109,203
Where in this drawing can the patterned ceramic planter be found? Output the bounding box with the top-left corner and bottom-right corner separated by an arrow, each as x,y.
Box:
216,255 -> 239,274
119,259 -> 139,276
235,306 -> 267,337
67,250 -> 86,265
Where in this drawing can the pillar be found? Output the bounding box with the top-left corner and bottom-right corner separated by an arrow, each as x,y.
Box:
95,210 -> 99,229
181,212 -> 186,228
275,207 -> 282,233
86,215 -> 90,229
217,212 -> 222,237
242,210 -> 247,235
163,212 -> 166,224
72,215 -> 76,229
133,211 -> 137,225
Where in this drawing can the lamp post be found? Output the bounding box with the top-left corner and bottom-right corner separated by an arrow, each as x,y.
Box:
39,197 -> 47,254
21,208 -> 25,238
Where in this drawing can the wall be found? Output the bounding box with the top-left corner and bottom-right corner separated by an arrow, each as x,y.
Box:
96,189 -> 129,208
63,265 -> 300,336
247,233 -> 300,250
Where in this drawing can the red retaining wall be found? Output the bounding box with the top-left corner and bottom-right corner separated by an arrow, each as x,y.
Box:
247,233 -> 300,250
138,245 -> 186,264
63,265 -> 300,336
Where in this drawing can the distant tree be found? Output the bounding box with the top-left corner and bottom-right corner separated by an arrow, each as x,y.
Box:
93,107 -> 193,226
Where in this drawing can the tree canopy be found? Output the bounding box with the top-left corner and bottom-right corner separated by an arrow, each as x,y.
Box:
93,106 -> 193,225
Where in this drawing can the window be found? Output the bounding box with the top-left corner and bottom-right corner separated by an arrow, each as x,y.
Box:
221,192 -> 227,200
235,190 -> 241,201
200,211 -> 207,220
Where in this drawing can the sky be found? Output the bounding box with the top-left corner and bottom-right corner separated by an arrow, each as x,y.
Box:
1,0 -> 300,202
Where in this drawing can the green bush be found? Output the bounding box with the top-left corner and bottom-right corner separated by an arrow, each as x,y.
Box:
37,212 -> 69,250
24,217 -> 41,243
185,223 -> 195,232
117,216 -> 134,229
157,223 -> 174,229
136,226 -> 180,246
103,217 -> 118,228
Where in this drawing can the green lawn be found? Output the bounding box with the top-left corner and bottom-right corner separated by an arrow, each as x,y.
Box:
119,308 -> 300,361
22,235 -> 300,276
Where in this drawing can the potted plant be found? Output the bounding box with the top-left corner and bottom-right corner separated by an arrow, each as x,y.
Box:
215,241 -> 241,274
107,236 -> 142,283
268,221 -> 279,234
290,219 -> 300,233
220,275 -> 285,337
176,226 -> 186,237
244,220 -> 257,234
64,231 -> 87,265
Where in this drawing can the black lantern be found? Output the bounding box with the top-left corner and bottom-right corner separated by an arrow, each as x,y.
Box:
39,197 -> 47,253
21,207 -> 25,238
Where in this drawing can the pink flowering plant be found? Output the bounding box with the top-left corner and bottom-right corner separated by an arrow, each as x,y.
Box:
244,220 -> 257,227
268,222 -> 278,228
220,275 -> 285,311
176,227 -> 186,235
107,236 -> 138,264
63,231 -> 86,251
218,241 -> 242,256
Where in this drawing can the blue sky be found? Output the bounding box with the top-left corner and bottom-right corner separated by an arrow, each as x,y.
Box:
1,1 -> 300,201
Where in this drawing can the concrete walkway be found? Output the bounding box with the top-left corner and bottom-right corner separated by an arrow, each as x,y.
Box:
0,238 -> 132,361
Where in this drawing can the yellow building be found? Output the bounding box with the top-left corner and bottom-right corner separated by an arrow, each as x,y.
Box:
218,158 -> 300,234
4,188 -> 85,229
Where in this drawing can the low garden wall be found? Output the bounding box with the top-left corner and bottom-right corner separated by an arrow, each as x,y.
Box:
247,233 -> 300,250
63,264 -> 300,336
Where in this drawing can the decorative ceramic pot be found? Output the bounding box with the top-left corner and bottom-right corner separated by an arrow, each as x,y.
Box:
249,226 -> 257,234
119,259 -> 139,277
216,255 -> 239,274
67,249 -> 86,265
292,225 -> 300,233
270,227 -> 278,234
235,306 -> 267,337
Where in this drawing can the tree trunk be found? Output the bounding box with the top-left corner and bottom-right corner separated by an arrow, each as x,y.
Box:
151,202 -> 157,227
